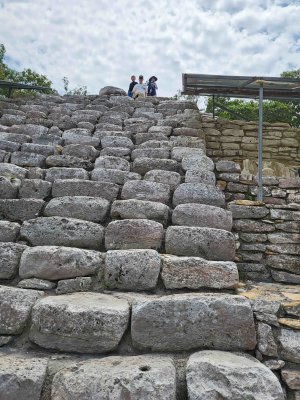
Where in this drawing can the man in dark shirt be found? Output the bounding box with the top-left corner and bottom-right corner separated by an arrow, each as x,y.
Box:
128,75 -> 137,98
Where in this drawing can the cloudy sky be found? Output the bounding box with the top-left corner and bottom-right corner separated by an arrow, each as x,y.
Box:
0,0 -> 299,96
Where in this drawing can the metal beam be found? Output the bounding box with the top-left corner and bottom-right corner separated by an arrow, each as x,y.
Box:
257,83 -> 264,201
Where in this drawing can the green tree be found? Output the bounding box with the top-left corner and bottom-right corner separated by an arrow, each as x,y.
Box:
0,44 -> 56,97
205,69 -> 300,127
62,76 -> 88,96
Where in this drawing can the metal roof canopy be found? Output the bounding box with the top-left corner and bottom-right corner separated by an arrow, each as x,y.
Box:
0,80 -> 49,97
182,73 -> 300,202
182,73 -> 300,101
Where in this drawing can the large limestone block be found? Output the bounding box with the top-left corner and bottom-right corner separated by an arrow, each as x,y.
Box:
131,294 -> 256,351
165,226 -> 235,260
172,203 -> 232,230
10,151 -> 46,168
0,243 -> 27,279
44,196 -> 110,222
94,156 -> 130,171
45,154 -> 93,169
121,180 -> 171,204
0,199 -> 44,221
278,329 -> 300,363
185,170 -> 216,185
29,293 -> 130,353
19,179 -> 52,199
99,86 -> 126,95
228,203 -> 269,219
173,183 -> 225,207
111,199 -> 169,225
22,143 -> 55,156
20,217 -> 104,250
0,163 -> 28,179
105,249 -> 161,290
0,177 -> 19,199
105,219 -> 164,250
52,179 -> 119,201
132,157 -> 179,175
62,143 -> 99,160
19,246 -> 103,280
144,169 -> 181,190
0,285 -> 43,334
62,131 -> 100,146
161,255 -> 238,289
182,154 -> 214,172
0,354 -> 48,400
51,355 -> 176,400
266,254 -> 300,274
131,148 -> 170,160
0,221 -> 20,242
91,168 -> 141,185
101,135 -> 134,148
171,146 -> 204,161
186,351 -> 284,400
216,159 -> 241,172
45,167 -> 89,182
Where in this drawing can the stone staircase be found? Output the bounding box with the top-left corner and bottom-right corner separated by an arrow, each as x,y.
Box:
0,90 -> 298,399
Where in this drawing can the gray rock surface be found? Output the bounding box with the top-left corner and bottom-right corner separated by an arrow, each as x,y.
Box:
105,249 -> 161,290
131,294 -> 256,351
278,328 -> 300,363
186,351 -> 284,400
228,204 -> 269,219
51,355 -> 176,400
0,163 -> 28,179
45,167 -> 89,182
91,168 -> 141,185
105,219 -> 164,250
99,86 -> 127,95
95,155 -> 130,171
216,160 -> 241,172
173,183 -> 225,207
185,169 -> 216,185
257,322 -> 278,356
144,169 -> 181,190
161,255 -> 238,289
0,199 -> 44,221
29,293 -> 130,353
132,157 -> 179,175
172,203 -> 232,230
62,131 -> 100,146
0,221 -> 20,242
19,179 -> 52,199
0,354 -> 48,400
17,278 -> 56,290
111,199 -> 169,225
19,246 -> 103,280
0,243 -> 27,279
171,146 -> 204,161
165,226 -> 235,260
0,176 -> 19,199
10,151 -> 46,167
56,276 -> 92,294
20,217 -> 104,250
44,196 -> 110,222
62,144 -> 99,160
0,285 -> 43,334
121,180 -> 171,204
182,154 -> 214,172
52,179 -> 119,201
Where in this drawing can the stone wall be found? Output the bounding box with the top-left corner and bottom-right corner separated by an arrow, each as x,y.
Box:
0,91 -> 299,399
204,115 -> 300,174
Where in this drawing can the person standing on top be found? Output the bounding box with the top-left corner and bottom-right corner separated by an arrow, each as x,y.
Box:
128,75 -> 137,98
132,75 -> 148,99
147,76 -> 158,96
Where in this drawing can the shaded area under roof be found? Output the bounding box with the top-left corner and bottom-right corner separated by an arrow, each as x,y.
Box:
182,74 -> 300,101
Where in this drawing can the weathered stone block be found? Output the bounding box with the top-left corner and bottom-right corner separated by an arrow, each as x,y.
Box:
131,148 -> 170,160
0,354 -> 48,400
20,217 -> 104,250
105,249 -> 161,290
45,167 -> 89,182
144,169 -> 181,190
94,156 -> 130,171
0,163 -> 28,179
228,204 -> 269,219
56,276 -> 92,294
100,146 -> 131,158
0,242 -> 27,279
101,136 -> 134,149
105,219 -> 164,250
186,351 -> 284,400
0,286 -> 43,334
173,183 -> 225,207
51,355 -> 176,400
234,220 -> 275,232
21,143 -> 55,156
52,179 -> 119,201
135,132 -> 168,145
131,294 -> 256,351
19,179 -> 51,199
62,143 -> 99,160
185,170 -> 216,185
91,168 -> 141,185
216,160 -> 241,172
0,176 -> 19,199
182,154 -> 214,172
45,154 -> 93,169
10,152 -> 46,167
62,131 -> 100,146
0,199 -> 44,221
132,157 -> 179,175
44,196 -> 110,222
19,246 -> 103,280
0,221 -> 20,242
266,254 -> 300,274
172,203 -> 232,230
122,180 -> 171,204
29,293 -> 130,353
281,367 -> 300,390
165,226 -> 235,260
161,255 -> 238,289
278,329 -> 300,363
171,146 -> 204,161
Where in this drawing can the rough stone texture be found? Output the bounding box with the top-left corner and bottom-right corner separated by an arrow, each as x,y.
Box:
20,217 -> 104,250
0,354 -> 48,400
45,167 -> 89,182
131,148 -> 170,160
216,160 -> 241,172
0,163 -> 28,179
51,355 -> 176,400
94,155 -> 130,171
131,294 -> 256,351
91,168 -> 141,185
62,144 -> 99,160
17,278 -> 56,290
105,219 -> 164,250
165,226 -> 235,261
0,199 -> 44,221
0,221 -> 20,242
105,249 -> 161,290
144,169 -> 181,190
278,329 -> 300,363
182,154 -> 214,172
101,136 -> 134,149
44,196 -> 110,222
111,199 -> 169,225
228,204 -> 269,219
185,170 -> 216,185
186,351 -> 284,400
19,246 -> 103,280
56,276 -> 92,294
281,366 -> 300,390
132,157 -> 179,175
0,243 -> 27,279
173,183 -> 225,207
234,220 -> 275,233
29,293 -> 130,353
0,176 -> 19,199
10,152 -> 46,168
99,86 -> 126,96
266,254 -> 300,274
0,286 -> 43,334
19,179 -> 52,199
171,146 -> 204,161
161,255 -> 239,289
62,131 -> 100,146
122,180 -> 171,204
52,179 -> 119,201
172,203 -> 232,230
257,322 -> 278,356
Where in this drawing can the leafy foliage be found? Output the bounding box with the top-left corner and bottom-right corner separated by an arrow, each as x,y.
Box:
62,76 -> 88,96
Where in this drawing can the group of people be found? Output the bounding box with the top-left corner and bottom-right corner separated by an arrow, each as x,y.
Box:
128,75 -> 158,99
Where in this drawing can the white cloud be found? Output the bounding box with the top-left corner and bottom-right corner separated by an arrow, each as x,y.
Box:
0,0 -> 299,96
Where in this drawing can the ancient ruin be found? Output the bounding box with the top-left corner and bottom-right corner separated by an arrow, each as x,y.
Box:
0,86 -> 299,399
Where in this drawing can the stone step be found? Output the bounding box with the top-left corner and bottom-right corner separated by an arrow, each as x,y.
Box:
173,183 -> 225,207
121,180 -> 171,204
52,178 -> 119,200
132,157 -> 180,175
91,168 -> 141,185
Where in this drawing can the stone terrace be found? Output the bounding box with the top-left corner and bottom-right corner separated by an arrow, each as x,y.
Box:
0,89 -> 299,399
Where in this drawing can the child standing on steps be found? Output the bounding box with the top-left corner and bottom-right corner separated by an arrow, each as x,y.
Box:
132,75 -> 148,99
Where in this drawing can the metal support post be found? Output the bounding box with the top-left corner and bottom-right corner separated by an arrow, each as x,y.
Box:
212,95 -> 215,119
257,83 -> 264,201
